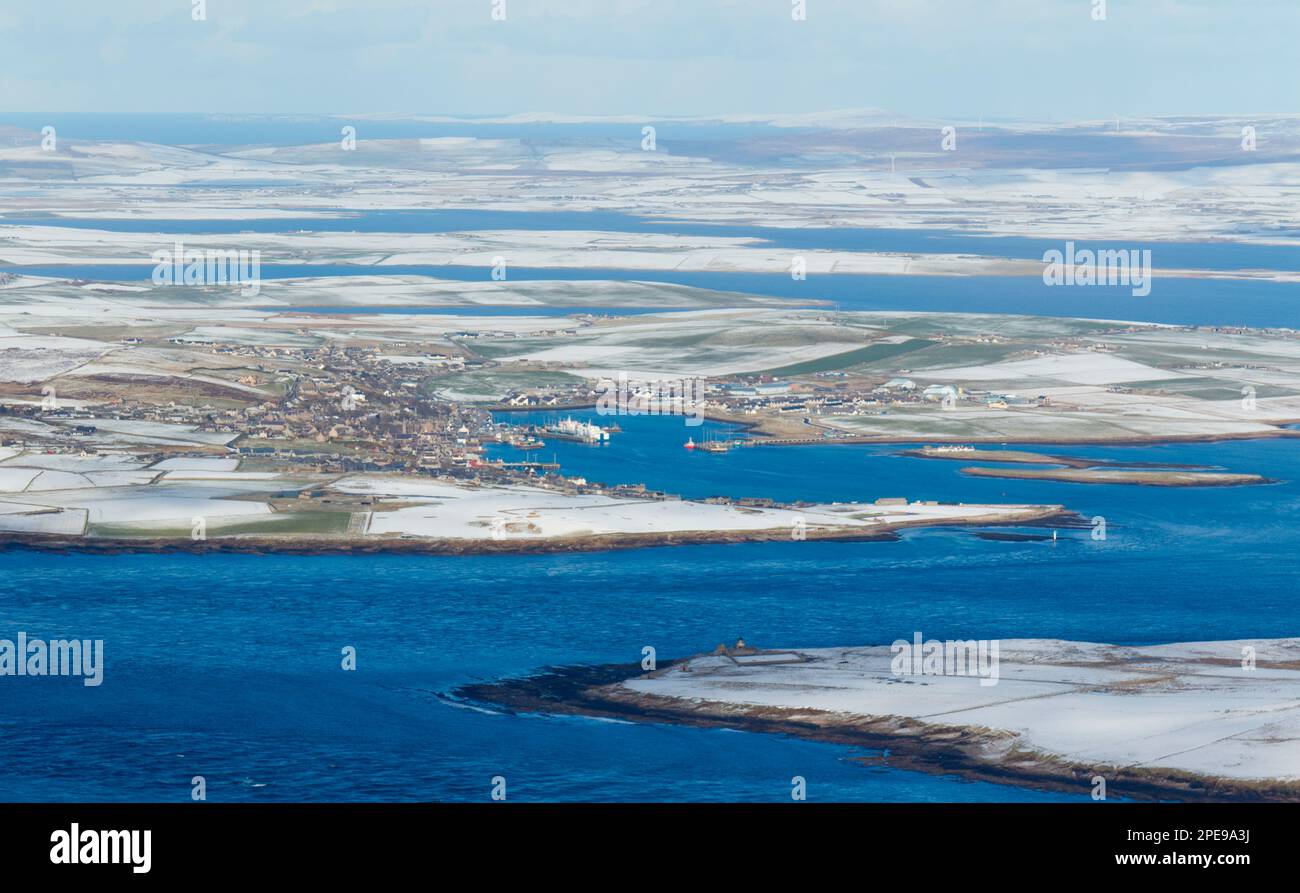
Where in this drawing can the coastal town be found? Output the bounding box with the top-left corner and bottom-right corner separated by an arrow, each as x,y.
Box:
3,273 -> 1298,460
4,275 -> 1189,545
2,290 -> 1297,482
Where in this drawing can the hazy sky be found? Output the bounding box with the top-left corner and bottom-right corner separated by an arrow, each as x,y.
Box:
2,0 -> 1296,120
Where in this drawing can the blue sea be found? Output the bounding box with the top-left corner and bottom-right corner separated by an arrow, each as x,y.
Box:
3,412 -> 1297,802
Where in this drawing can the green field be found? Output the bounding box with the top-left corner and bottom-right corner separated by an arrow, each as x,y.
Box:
90,511 -> 352,539
761,339 -> 936,377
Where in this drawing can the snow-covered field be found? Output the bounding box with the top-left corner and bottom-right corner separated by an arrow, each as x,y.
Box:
0,453 -> 1061,543
335,474 -> 1055,540
7,119 -> 1300,248
0,505 -> 87,535
619,639 -> 1300,786
0,452 -> 285,531
0,325 -> 108,382
63,419 -> 236,446
928,352 -> 1189,385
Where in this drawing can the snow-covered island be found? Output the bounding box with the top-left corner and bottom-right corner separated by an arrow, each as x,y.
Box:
475,639 -> 1300,801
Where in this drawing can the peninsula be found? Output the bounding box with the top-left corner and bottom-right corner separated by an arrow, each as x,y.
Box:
0,450 -> 1071,554
464,638 -> 1300,801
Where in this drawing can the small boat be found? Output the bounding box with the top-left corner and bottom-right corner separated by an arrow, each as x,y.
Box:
687,430 -> 731,453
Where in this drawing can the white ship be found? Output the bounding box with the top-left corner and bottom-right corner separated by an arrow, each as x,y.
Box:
545,417 -> 611,443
